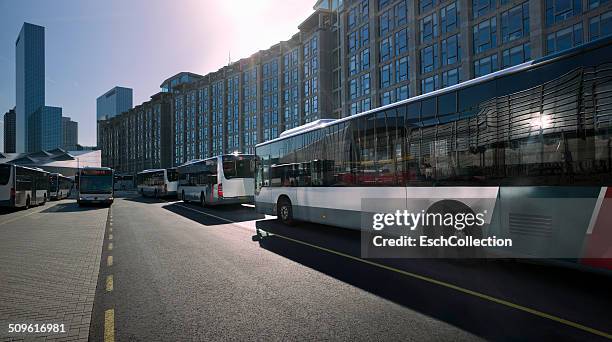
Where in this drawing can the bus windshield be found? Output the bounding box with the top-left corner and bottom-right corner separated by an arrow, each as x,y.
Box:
222,155 -> 255,179
0,164 -> 11,185
80,175 -> 113,194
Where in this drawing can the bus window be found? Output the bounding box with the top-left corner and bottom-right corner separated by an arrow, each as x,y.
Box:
167,169 -> 178,182
222,155 -> 255,179
0,165 -> 11,185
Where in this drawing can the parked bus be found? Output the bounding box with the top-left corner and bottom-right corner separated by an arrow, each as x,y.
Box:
49,173 -> 72,200
77,167 -> 114,206
177,154 -> 256,206
0,164 -> 49,208
136,168 -> 178,198
114,174 -> 135,191
255,37 -> 612,269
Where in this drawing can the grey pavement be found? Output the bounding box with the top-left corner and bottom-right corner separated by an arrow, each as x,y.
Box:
0,200 -> 108,342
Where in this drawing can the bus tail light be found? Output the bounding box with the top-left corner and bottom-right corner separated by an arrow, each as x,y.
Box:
10,187 -> 15,199
217,184 -> 223,198
164,184 -> 167,194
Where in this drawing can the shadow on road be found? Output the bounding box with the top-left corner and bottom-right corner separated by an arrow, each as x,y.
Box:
41,201 -> 107,212
253,219 -> 612,341
161,201 -> 265,226
122,195 -> 175,204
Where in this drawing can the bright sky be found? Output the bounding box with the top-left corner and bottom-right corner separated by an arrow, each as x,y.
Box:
0,0 -> 315,147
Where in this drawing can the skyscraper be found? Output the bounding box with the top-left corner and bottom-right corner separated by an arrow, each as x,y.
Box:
62,116 -> 78,151
96,86 -> 133,146
4,108 -> 16,153
30,106 -> 62,151
15,22 -> 45,153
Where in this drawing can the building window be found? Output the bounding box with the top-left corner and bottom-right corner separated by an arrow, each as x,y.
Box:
381,90 -> 393,105
349,55 -> 358,76
501,2 -> 530,43
473,0 -> 494,18
420,13 -> 439,43
361,25 -> 370,47
348,7 -> 357,29
420,0 -> 436,14
380,63 -> 393,88
348,31 -> 358,54
395,28 -> 408,55
589,0 -> 611,9
395,1 -> 408,26
474,54 -> 498,77
589,10 -> 612,41
441,34 -> 461,65
395,85 -> 409,101
442,68 -> 460,87
361,48 -> 371,70
362,73 -> 371,95
380,9 -> 393,37
380,37 -> 393,62
545,0 -> 582,26
395,56 -> 409,82
502,42 -> 531,68
350,78 -> 359,99
420,44 -> 439,74
421,75 -> 439,94
441,2 -> 459,33
546,23 -> 583,54
473,17 -> 497,54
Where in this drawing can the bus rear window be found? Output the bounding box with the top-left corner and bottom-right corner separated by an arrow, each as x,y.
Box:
167,169 -> 178,182
0,165 -> 10,185
223,156 -> 255,179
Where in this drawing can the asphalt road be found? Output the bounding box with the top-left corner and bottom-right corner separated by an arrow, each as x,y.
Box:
88,194 -> 612,341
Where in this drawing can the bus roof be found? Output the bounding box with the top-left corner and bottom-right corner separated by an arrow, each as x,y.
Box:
176,154 -> 256,169
256,35 -> 612,148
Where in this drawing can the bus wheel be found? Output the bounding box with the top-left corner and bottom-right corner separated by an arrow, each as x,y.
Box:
25,196 -> 30,209
200,192 -> 206,207
277,197 -> 295,226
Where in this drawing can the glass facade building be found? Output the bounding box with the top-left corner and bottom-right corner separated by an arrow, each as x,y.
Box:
30,106 -> 62,152
15,23 -> 45,153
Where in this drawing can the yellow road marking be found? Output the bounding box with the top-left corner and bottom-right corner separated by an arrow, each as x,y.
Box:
266,231 -> 612,340
106,275 -> 113,292
107,255 -> 113,267
108,242 -> 113,251
104,309 -> 114,342
108,234 -> 113,240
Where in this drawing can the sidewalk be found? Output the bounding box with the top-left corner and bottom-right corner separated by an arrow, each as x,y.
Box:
0,201 -> 109,342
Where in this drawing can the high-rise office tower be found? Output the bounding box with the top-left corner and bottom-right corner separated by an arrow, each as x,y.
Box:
15,22 -> 45,153
96,86 -> 133,146
4,108 -> 16,153
62,116 -> 78,151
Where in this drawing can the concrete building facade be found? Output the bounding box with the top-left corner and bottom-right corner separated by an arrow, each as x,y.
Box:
62,116 -> 78,151
100,0 -> 612,175
98,92 -> 173,174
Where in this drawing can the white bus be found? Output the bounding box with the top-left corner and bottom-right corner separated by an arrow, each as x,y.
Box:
255,38 -> 612,270
49,173 -> 72,200
114,174 -> 135,191
177,154 -> 256,206
0,164 -> 49,209
77,167 -> 114,206
136,168 -> 178,198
